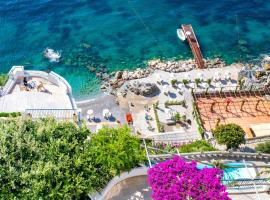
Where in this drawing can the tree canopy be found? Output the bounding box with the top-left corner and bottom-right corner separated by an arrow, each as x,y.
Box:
0,118 -> 145,199
179,140 -> 217,153
213,123 -> 245,150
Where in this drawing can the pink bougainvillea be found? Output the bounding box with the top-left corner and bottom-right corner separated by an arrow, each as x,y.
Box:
148,156 -> 231,200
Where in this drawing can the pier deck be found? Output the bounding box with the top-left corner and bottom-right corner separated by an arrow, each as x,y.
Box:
182,24 -> 205,69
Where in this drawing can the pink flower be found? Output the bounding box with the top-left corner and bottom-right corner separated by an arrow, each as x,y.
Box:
148,156 -> 231,200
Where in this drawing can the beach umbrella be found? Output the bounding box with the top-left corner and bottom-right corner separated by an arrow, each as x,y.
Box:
87,109 -> 94,115
201,82 -> 208,88
189,82 -> 195,89
103,109 -> 110,117
215,81 -> 221,88
178,83 -> 184,90
163,85 -> 169,93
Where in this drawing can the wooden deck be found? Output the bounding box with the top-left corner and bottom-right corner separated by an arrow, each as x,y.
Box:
182,24 -> 205,69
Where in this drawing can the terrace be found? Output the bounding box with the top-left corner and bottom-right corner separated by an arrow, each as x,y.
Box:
194,88 -> 270,138
0,66 -> 77,119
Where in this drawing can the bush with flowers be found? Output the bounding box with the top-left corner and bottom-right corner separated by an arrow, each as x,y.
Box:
148,156 -> 231,200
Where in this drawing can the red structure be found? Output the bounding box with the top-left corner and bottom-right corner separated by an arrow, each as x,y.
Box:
126,113 -> 133,124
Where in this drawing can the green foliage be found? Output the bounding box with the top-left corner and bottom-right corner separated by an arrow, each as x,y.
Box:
192,102 -> 205,138
153,104 -> 164,132
174,112 -> 181,122
182,79 -> 189,86
179,140 -> 218,153
238,78 -> 245,90
90,126 -> 146,176
0,118 -> 145,199
0,74 -> 8,86
206,78 -> 212,86
164,100 -> 186,107
170,79 -> 177,87
213,123 -> 246,150
195,78 -> 201,86
255,141 -> 270,154
0,112 -> 21,117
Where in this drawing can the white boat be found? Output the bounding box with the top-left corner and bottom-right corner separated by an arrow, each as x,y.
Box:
43,48 -> 61,62
177,28 -> 186,41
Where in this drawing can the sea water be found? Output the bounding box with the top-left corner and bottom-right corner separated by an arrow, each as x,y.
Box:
0,0 -> 270,99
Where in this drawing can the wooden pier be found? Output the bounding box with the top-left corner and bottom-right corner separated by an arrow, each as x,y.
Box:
181,24 -> 205,69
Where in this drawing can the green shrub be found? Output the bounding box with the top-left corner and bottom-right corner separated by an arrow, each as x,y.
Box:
255,141 -> 270,154
175,112 -> 181,122
192,102 -> 205,138
0,118 -> 146,199
195,78 -> 201,86
0,112 -> 21,117
0,74 -> 8,86
213,123 -> 246,150
171,79 -> 177,87
164,100 -> 186,107
206,78 -> 212,86
153,104 -> 164,133
182,79 -> 189,86
179,140 -> 217,153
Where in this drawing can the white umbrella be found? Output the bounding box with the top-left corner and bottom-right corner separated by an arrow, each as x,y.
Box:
163,85 -> 169,93
215,81 -> 221,88
103,109 -> 110,117
201,82 -> 208,88
178,83 -> 184,90
189,82 -> 195,89
87,109 -> 94,115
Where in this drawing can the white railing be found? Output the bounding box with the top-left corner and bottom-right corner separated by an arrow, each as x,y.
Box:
88,167 -> 148,200
49,71 -> 72,94
0,78 -> 16,96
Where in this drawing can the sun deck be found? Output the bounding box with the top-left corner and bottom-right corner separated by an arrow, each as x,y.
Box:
0,66 -> 76,118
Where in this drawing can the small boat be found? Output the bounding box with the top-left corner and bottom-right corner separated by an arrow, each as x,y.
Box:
177,28 -> 186,41
43,48 -> 61,62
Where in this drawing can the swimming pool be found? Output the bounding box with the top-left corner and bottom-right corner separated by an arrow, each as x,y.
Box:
196,162 -> 257,183
222,162 -> 256,181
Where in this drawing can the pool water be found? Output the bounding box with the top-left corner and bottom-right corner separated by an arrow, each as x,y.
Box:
196,162 -> 256,182
222,162 -> 256,181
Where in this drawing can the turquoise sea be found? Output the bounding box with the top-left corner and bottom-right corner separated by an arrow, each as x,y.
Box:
0,0 -> 270,99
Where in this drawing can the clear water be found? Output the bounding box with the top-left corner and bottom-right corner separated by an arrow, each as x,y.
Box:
196,162 -> 256,182
0,0 -> 270,99
222,162 -> 256,181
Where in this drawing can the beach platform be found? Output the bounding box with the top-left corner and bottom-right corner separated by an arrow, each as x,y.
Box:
182,24 -> 205,69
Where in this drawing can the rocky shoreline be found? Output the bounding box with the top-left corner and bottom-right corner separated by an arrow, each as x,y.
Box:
100,58 -> 226,93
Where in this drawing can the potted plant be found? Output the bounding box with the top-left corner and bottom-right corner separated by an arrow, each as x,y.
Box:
182,79 -> 189,87
174,112 -> 181,123
171,79 -> 177,87
195,78 -> 201,87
